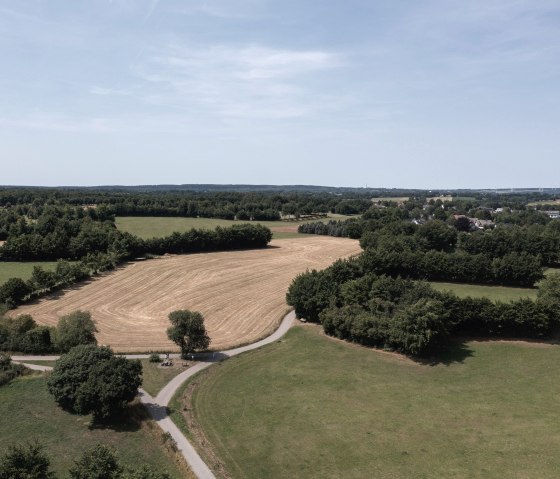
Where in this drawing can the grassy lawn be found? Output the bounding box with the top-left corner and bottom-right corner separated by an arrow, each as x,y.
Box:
172,325 -> 560,479
139,359 -> 189,397
0,261 -> 60,286
20,359 -> 189,398
430,282 -> 537,301
0,375 -> 190,478
115,215 -> 352,240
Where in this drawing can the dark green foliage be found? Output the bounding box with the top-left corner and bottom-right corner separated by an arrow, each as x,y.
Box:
0,353 -> 27,386
55,310 -> 98,353
415,220 -> 457,252
459,224 -> 560,265
0,442 -> 55,479
288,257 -> 560,356
0,314 -> 56,354
0,278 -> 31,307
360,248 -> 543,287
287,259 -> 360,322
69,444 -> 121,479
167,310 -> 210,358
388,299 -> 451,355
47,345 -> 142,420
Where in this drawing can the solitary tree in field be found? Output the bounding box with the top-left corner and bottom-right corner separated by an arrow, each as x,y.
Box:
47,344 -> 142,421
167,310 -> 210,358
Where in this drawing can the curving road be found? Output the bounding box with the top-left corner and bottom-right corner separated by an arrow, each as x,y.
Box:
13,310 -> 296,479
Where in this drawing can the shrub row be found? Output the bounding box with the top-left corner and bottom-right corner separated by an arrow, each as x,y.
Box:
287,268 -> 560,356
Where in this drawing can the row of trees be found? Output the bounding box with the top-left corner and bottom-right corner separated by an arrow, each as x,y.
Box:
287,269 -> 560,357
0,310 -> 97,354
0,188 -> 374,225
360,248 -> 544,287
0,441 -> 171,479
0,224 -> 272,310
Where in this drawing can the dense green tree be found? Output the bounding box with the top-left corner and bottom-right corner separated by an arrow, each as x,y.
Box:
55,310 -> 98,353
415,220 -> 457,252
69,444 -> 122,479
0,442 -> 55,479
47,345 -> 142,420
167,310 -> 210,358
388,299 -> 451,356
0,278 -> 31,307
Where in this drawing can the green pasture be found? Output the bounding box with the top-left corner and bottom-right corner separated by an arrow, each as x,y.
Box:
0,261 -> 60,286
115,215 -> 351,240
0,374 -> 186,478
371,196 -> 409,203
171,326 -> 560,479
430,282 -> 537,301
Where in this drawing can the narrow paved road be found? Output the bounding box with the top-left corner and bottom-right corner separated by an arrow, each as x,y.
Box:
13,310 -> 295,479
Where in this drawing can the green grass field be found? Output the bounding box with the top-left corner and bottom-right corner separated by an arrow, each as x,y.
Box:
171,325 -> 560,479
0,374 -> 188,478
371,196 -> 409,203
0,261 -> 60,286
527,199 -> 560,207
115,215 -> 351,240
430,282 -> 537,301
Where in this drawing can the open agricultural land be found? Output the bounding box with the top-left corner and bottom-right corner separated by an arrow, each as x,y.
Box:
115,214 -> 353,240
172,324 -> 560,479
0,374 -> 190,478
0,261 -> 59,285
10,236 -> 361,352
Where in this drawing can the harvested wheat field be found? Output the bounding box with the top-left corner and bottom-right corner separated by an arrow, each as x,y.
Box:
11,237 -> 360,352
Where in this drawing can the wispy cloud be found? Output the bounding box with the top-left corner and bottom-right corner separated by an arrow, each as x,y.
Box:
134,44 -> 343,119
89,86 -> 133,96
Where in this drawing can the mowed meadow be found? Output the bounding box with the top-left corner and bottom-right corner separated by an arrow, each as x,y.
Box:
174,324 -> 560,479
9,237 -> 361,352
115,215 -> 353,240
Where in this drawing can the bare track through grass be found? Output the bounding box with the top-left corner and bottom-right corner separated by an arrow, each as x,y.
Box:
11,237 -> 360,352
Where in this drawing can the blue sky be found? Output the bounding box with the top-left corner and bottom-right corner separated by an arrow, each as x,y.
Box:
0,0 -> 559,188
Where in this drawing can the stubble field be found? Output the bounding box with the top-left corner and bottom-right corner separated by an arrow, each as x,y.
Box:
10,237 -> 360,352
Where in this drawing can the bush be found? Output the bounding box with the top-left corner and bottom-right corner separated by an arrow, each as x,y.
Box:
148,353 -> 161,363
0,353 -> 27,386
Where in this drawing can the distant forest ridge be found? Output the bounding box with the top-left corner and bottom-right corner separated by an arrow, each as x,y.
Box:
0,185 -> 559,194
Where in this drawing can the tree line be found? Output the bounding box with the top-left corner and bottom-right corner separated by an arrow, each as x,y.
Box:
0,222 -> 272,309
0,188 -> 374,223
287,264 -> 560,357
